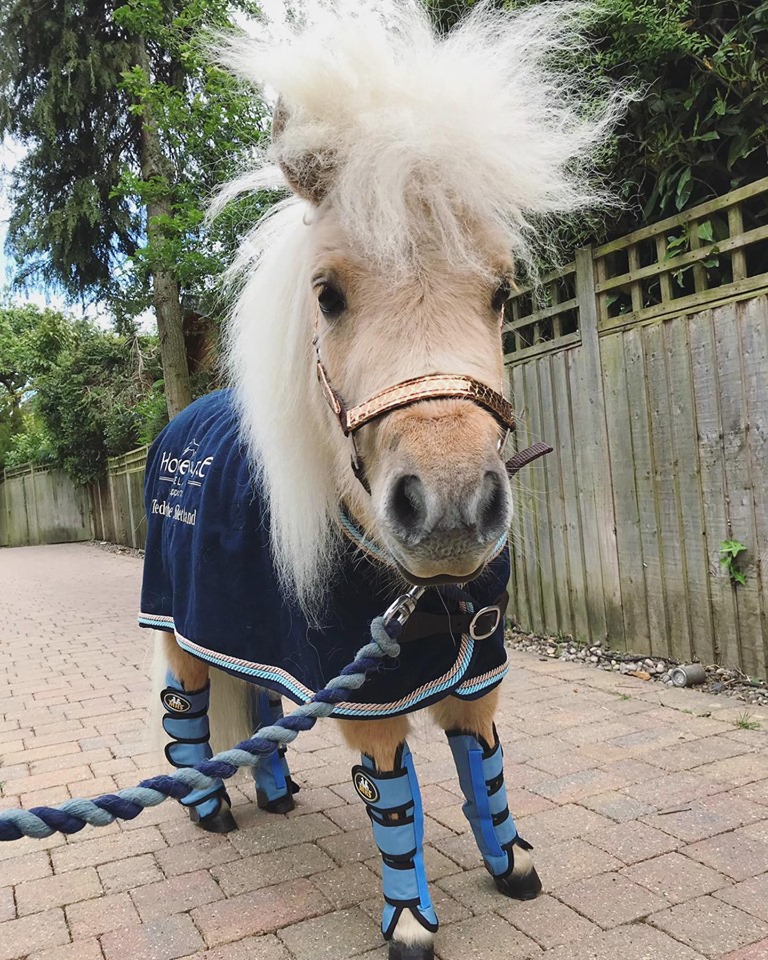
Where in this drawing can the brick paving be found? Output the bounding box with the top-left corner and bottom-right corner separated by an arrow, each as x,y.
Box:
1,543 -> 768,960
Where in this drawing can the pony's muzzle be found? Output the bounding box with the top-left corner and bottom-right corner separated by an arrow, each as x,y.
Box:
382,463 -> 511,579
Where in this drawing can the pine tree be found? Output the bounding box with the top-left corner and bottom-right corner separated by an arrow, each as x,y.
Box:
0,0 -> 269,418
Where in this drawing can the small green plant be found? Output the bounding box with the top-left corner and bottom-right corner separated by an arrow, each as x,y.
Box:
735,712 -> 761,731
619,694 -> 632,701
720,540 -> 748,586
664,222 -> 720,288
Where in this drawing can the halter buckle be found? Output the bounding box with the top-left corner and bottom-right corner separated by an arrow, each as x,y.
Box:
469,605 -> 502,640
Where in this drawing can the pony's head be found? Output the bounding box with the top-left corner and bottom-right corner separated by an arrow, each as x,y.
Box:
301,196 -> 515,586
218,0 -> 626,611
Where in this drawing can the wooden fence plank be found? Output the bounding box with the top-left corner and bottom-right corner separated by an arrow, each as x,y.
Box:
550,350 -> 590,641
601,333 -> 644,650
737,297 -> 768,676
688,309 -> 742,668
643,322 -> 692,661
128,466 -> 147,549
625,328 -> 670,655
526,359 -> 559,634
536,354 -> 573,634
663,316 -> 717,664
509,364 -> 533,628
622,329 -> 670,655
7,469 -> 31,546
25,470 -> 41,546
729,205 -> 747,282
717,302 -> 765,678
575,249 -> 624,644
519,362 -> 546,631
0,477 -> 8,547
510,361 -> 548,630
567,346 -> 608,643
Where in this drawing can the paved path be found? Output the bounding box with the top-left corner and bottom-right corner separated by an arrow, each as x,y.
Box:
2,543 -> 768,960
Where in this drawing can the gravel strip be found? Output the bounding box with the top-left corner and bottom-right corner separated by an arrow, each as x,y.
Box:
506,627 -> 768,708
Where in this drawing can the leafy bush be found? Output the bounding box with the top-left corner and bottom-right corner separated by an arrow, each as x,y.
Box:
588,0 -> 768,232
135,380 -> 170,446
33,325 -> 164,484
427,0 -> 768,243
4,421 -> 55,469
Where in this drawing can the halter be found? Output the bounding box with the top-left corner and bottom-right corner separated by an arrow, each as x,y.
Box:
313,331 -> 552,492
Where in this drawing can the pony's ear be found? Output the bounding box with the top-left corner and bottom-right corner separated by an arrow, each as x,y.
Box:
271,99 -> 336,205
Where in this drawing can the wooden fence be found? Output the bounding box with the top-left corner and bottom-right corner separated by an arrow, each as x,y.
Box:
1,449 -> 148,550
505,177 -> 768,675
0,463 -> 93,547
90,447 -> 149,549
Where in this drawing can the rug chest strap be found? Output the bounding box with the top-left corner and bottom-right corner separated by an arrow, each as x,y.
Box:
399,591 -> 508,644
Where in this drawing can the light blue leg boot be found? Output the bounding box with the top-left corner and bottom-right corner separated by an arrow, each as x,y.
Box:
161,671 -> 236,833
447,727 -> 542,898
250,689 -> 299,814
353,743 -> 438,960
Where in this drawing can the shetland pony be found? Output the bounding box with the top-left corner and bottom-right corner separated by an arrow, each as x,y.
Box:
144,3 -> 624,957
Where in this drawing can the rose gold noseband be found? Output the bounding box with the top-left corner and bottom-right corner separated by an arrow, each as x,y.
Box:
314,338 -> 552,491
317,366 -> 517,436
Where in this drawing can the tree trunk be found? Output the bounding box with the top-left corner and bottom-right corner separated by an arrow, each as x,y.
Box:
149,246 -> 191,419
134,38 -> 192,419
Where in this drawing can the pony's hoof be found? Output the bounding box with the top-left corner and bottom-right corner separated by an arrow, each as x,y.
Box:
256,790 -> 295,814
188,803 -> 239,834
388,943 -> 434,960
494,866 -> 543,900
256,778 -> 300,815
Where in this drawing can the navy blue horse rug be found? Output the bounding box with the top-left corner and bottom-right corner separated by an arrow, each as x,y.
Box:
139,390 -> 510,720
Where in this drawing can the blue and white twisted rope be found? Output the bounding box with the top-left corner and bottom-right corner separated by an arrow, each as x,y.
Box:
0,616 -> 402,842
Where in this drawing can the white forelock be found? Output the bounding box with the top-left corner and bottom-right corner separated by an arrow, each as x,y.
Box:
214,0 -> 628,276
216,0 -> 628,614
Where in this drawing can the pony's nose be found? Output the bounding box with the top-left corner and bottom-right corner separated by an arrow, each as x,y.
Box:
385,467 -> 509,546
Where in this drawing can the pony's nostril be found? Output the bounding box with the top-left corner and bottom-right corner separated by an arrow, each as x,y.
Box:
475,470 -> 509,539
388,474 -> 429,543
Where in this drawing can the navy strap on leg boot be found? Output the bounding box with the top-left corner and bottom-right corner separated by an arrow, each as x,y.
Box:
250,689 -> 300,814
352,743 -> 438,960
161,671 -> 237,833
446,727 -> 542,899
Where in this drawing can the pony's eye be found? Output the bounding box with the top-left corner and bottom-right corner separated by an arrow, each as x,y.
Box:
492,280 -> 512,314
317,283 -> 346,319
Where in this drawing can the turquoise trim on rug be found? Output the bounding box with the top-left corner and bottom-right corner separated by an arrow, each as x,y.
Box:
139,610 -> 482,719
453,663 -> 509,697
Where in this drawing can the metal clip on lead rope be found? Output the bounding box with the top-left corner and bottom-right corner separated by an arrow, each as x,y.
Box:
383,586 -> 426,629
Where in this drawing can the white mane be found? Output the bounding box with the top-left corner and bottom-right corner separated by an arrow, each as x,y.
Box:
216,0 -> 626,613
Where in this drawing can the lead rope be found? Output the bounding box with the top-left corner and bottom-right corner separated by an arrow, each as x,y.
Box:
0,594 -> 422,842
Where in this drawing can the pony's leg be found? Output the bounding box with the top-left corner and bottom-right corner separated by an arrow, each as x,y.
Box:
158,632 -> 237,833
339,717 -> 437,960
248,686 -> 300,814
431,689 -> 542,899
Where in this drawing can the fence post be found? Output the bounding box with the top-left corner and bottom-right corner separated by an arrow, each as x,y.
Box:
29,465 -> 41,546
1,472 -> 8,547
123,464 -> 135,548
573,247 -> 624,644
108,464 -> 120,544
